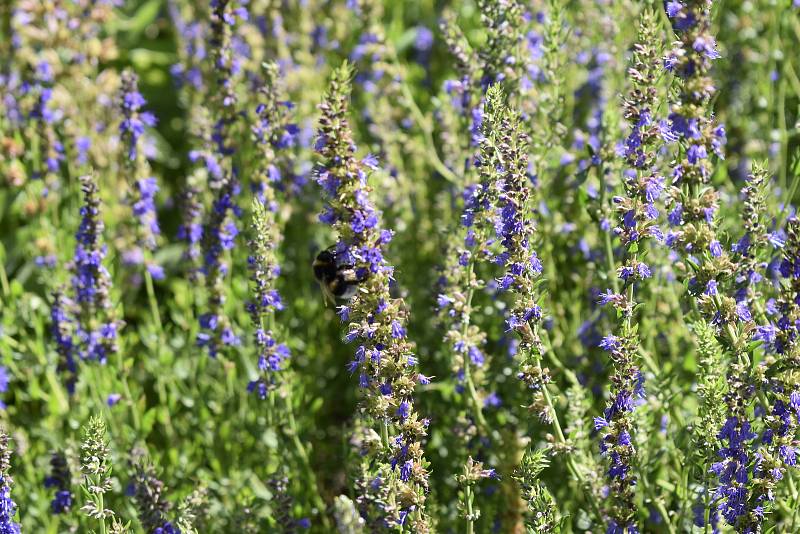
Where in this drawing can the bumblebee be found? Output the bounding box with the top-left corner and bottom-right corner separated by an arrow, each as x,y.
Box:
313,247 -> 367,304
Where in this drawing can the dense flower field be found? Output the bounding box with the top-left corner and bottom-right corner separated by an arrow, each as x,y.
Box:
1,0 -> 800,532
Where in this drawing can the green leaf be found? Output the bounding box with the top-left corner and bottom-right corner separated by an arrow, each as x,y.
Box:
121,0 -> 163,37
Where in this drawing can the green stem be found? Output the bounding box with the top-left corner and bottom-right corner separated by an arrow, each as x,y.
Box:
654,500 -> 676,534
460,258 -> 489,433
540,381 -> 603,522
463,356 -> 489,432
144,269 -> 163,333
541,331 -> 580,387
0,259 -> 8,298
780,166 -> 800,227
381,420 -> 390,452
604,230 -> 620,295
144,270 -> 176,440
398,80 -> 459,185
114,341 -> 141,432
788,473 -> 799,531
386,46 -> 459,185
465,485 -> 475,534
98,492 -> 107,534
285,392 -> 330,528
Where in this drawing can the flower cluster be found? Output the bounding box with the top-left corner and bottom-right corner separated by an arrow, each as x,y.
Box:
438,1 -> 528,172
208,0 -> 247,113
168,3 -> 207,94
118,69 -> 162,279
476,0 -> 526,89
710,410 -> 759,527
69,174 -> 121,364
249,62 -> 299,200
196,0 -> 248,357
244,63 -> 296,390
433,148 -> 495,534
169,3 -> 211,279
267,473 -> 309,532
688,318 -> 727,531
176,184 -> 204,279
50,290 -> 77,393
456,456 -> 499,526
771,218 -> 800,360
315,64 -> 430,530
750,389 -> 800,512
663,0 -> 727,265
44,451 -> 73,514
10,7 -> 62,189
665,5 -> 796,532
731,164 -> 772,308
348,3 -> 417,202
6,0 -> 113,193
592,335 -> 644,532
435,181 -> 495,429
721,218 -> 800,529
476,85 -> 551,421
616,15 -> 664,251
432,93 -> 508,533
119,70 -> 164,279
245,199 -> 290,399
0,431 -> 20,534
513,449 -> 560,531
662,4 -> 770,529
80,416 -> 128,532
436,237 -> 491,400
131,461 -> 179,534
119,69 -> 157,162
592,14 -> 666,531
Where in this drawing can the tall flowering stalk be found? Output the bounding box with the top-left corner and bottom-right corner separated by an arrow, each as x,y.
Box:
246,193 -> 329,528
476,86 -> 549,421
476,0 -> 525,89
244,62 -> 297,398
477,84 -> 571,529
732,164 -> 773,309
435,188 -> 493,389
315,64 -> 430,531
663,2 -> 764,529
245,198 -> 289,399
130,461 -> 178,533
170,2 -> 211,279
44,451 -> 75,514
80,416 -> 113,524
80,416 -> 128,533
435,156 -> 496,435
438,0 -> 528,176
70,173 -> 121,364
45,450 -> 74,515
249,62 -> 299,201
118,69 -> 162,280
196,0 -> 246,357
0,430 -> 20,534
50,290 -> 77,393
176,184 -> 204,279
433,0 -> 534,458
663,0 -> 726,266
732,217 -> 800,530
717,164 -> 789,530
590,13 -> 666,532
434,179 -> 496,529
433,10 -> 547,524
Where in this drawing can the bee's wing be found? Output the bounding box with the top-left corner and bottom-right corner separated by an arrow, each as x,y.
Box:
318,280 -> 336,306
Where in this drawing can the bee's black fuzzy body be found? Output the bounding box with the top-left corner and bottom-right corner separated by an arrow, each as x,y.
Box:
313,247 -> 365,302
